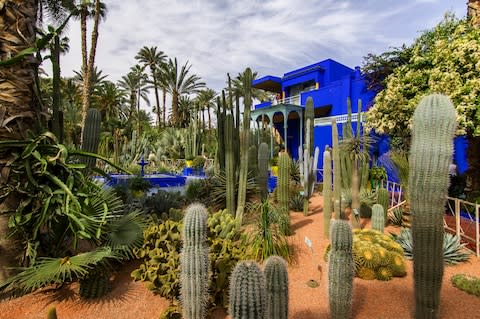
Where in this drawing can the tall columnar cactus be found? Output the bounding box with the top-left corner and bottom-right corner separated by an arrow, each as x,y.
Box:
47,306 -> 57,319
264,256 -> 289,319
215,95 -> 225,173
180,203 -> 210,319
328,220 -> 354,319
371,204 -> 385,233
332,119 -> 342,218
248,144 -> 258,177
323,147 -> 333,238
299,117 -> 320,216
277,152 -> 290,216
225,113 -> 236,216
376,188 -> 389,225
305,97 -> 315,156
236,68 -> 253,223
409,94 -> 456,319
258,142 -> 270,200
80,108 -> 101,170
229,261 -> 266,319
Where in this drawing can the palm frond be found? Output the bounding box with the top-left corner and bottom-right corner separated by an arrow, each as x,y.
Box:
0,247 -> 118,293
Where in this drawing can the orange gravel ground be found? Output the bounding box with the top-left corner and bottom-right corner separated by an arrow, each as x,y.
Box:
1,193 -> 480,319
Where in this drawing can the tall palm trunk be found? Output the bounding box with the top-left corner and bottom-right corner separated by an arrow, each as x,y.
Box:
0,0 -> 39,281
80,0 -> 101,142
207,107 -> 211,130
152,75 -> 161,129
162,87 -> 166,126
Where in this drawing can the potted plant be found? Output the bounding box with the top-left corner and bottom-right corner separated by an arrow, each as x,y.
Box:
185,156 -> 194,168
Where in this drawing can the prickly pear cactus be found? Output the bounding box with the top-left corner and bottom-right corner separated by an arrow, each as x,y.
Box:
409,94 -> 456,319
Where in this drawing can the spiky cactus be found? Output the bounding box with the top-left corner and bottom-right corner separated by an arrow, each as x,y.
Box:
332,119 -> 342,218
409,94 -> 456,319
305,97 -> 315,156
215,95 -> 225,173
248,144 -> 258,177
236,68 -> 253,223
258,142 -> 270,200
180,203 -> 210,319
229,261 -> 266,319
80,108 -> 101,170
278,152 -> 290,215
371,204 -> 385,233
47,306 -> 57,319
299,116 -> 320,216
79,271 -> 110,299
323,147 -> 333,238
264,256 -> 289,319
376,188 -> 389,225
328,220 -> 354,319
225,113 -> 236,216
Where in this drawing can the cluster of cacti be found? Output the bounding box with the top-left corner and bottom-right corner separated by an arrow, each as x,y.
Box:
207,209 -> 239,240
323,147 -> 333,238
80,108 -> 101,170
451,274 -> 480,297
229,261 -> 266,319
257,142 -> 270,200
328,220 -> 354,319
371,204 -> 385,233
264,256 -> 289,319
376,187 -> 389,225
79,271 -> 111,299
180,204 -> 210,319
229,256 -> 289,319
353,229 -> 407,281
277,151 -> 290,215
408,94 -> 456,318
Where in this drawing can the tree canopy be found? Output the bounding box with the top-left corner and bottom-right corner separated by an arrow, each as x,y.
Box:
366,14 -> 480,143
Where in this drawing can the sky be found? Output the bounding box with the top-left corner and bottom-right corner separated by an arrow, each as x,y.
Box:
49,0 -> 466,111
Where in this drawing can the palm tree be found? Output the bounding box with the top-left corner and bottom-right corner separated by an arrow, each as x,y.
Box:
195,88 -> 217,130
73,65 -> 108,88
177,95 -> 194,128
160,58 -> 205,127
118,67 -> 150,133
77,0 -> 108,140
93,81 -> 126,126
231,69 -> 270,104
135,46 -> 166,129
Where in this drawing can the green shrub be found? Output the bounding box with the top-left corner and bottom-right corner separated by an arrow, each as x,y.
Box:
131,210 -> 249,309
184,178 -> 209,204
191,156 -> 206,169
451,274 -> 480,297
142,190 -> 185,218
128,176 -> 152,192
393,228 -> 471,265
289,193 -> 304,212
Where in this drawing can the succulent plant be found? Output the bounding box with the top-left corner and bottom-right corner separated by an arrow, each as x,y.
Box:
451,274 -> 480,297
264,256 -> 289,319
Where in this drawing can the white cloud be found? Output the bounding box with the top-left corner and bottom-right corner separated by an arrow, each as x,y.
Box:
45,0 -> 466,113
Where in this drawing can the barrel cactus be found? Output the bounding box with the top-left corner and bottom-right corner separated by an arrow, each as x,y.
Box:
264,256 -> 289,319
229,261 -> 266,319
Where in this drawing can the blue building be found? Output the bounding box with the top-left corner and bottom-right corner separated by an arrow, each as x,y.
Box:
251,58 -> 376,168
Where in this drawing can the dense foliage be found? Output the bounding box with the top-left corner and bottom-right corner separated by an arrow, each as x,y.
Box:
366,14 -> 480,146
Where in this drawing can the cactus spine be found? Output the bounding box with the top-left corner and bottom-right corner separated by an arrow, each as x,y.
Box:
258,142 -> 270,200
236,68 -> 253,223
323,147 -> 333,238
278,152 -> 290,215
328,220 -> 354,319
409,94 -> 456,319
80,108 -> 101,170
180,204 -> 210,319
377,188 -> 389,225
371,204 -> 385,233
229,261 -> 266,319
264,256 -> 289,319
332,119 -> 342,218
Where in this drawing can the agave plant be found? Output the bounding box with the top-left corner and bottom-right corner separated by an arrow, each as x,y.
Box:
393,228 -> 471,265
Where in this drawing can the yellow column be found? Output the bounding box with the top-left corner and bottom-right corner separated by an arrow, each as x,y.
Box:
282,91 -> 285,99
315,82 -> 319,89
